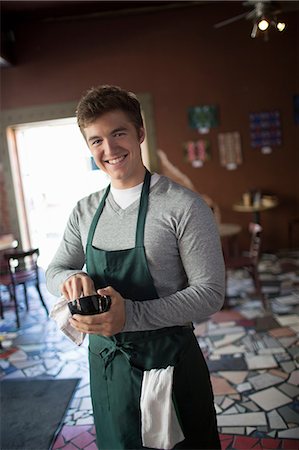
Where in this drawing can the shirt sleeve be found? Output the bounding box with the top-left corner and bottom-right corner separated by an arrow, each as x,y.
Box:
45,206 -> 87,297
122,197 -> 226,331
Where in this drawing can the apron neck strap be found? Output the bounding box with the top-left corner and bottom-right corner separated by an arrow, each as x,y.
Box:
135,169 -> 151,247
87,184 -> 111,247
87,169 -> 151,248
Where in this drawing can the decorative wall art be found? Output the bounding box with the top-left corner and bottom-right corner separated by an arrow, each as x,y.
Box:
218,132 -> 242,170
293,95 -> 299,125
188,105 -> 219,134
249,110 -> 282,154
184,139 -> 211,168
90,157 -> 99,170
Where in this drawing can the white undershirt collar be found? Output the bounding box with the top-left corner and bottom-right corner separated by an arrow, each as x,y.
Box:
111,173 -> 160,209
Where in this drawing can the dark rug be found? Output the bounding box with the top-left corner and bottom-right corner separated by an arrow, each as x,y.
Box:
0,378 -> 80,450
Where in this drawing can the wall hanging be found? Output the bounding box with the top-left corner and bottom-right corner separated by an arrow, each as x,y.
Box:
184,139 -> 211,168
218,132 -> 242,170
188,105 -> 219,134
249,110 -> 282,154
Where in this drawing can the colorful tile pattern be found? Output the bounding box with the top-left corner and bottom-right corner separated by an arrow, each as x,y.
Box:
0,250 -> 298,449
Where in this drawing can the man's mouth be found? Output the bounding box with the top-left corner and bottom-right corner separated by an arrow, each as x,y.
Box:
105,155 -> 127,165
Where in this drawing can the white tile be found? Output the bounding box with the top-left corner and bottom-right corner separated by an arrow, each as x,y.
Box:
278,382 -> 299,398
208,326 -> 245,336
246,354 -> 277,370
241,401 -> 260,412
3,370 -> 26,378
275,294 -> 299,306
79,397 -> 92,410
278,337 -> 298,348
222,406 -> 239,415
288,369 -> 299,386
217,412 -> 267,427
11,359 -> 41,370
213,345 -> 246,355
249,373 -> 283,390
275,314 -> 299,326
219,371 -> 248,385
249,387 -> 291,411
221,398 -> 235,410
258,347 -> 286,355
23,364 -> 46,377
76,417 -> 94,425
236,404 -> 247,413
278,427 -> 299,438
214,403 -> 222,414
280,361 -> 296,373
237,382 -> 252,393
221,427 -> 245,435
213,333 -> 246,348
268,410 -> 287,429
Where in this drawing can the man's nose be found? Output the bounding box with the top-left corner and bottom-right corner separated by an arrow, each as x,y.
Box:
104,137 -> 117,154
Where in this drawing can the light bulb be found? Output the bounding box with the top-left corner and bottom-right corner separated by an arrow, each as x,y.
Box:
277,22 -> 286,32
258,19 -> 269,31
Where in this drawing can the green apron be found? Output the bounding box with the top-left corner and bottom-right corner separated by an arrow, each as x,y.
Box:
86,170 -> 220,450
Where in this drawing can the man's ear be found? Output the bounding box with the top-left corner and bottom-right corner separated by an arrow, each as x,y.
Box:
139,127 -> 145,144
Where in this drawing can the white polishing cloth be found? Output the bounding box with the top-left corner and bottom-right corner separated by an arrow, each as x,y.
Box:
140,365 -> 185,449
49,296 -> 85,346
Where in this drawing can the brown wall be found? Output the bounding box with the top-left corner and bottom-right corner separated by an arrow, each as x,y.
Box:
1,3 -> 299,251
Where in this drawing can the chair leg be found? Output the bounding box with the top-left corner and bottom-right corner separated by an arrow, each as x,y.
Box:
250,266 -> 268,311
35,283 -> 49,315
0,290 -> 4,319
11,284 -> 20,328
23,284 -> 29,310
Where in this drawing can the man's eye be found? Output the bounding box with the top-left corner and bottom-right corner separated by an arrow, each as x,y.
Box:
92,139 -> 102,146
114,132 -> 125,137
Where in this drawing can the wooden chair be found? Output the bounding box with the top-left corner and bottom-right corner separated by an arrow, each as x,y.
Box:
223,222 -> 267,310
0,248 -> 48,327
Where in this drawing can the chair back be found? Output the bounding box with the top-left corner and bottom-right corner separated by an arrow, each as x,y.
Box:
248,223 -> 262,263
4,248 -> 40,284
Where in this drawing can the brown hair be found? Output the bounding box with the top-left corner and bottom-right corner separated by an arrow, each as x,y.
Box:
76,85 -> 143,135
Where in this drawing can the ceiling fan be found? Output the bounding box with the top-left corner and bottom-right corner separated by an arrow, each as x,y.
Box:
214,0 -> 299,38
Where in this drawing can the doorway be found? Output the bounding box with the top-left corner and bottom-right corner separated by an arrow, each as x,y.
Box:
14,118 -> 110,269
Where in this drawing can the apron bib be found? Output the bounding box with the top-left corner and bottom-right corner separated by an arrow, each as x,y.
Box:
86,171 -> 220,450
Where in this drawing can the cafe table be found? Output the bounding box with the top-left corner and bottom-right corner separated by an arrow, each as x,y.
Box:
233,196 -> 279,224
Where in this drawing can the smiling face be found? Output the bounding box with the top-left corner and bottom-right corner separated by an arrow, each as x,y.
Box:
84,110 -> 146,189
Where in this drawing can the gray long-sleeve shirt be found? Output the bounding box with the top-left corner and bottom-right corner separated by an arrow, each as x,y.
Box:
46,175 -> 225,331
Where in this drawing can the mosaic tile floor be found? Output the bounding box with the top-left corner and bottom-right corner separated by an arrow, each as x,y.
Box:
0,250 -> 298,450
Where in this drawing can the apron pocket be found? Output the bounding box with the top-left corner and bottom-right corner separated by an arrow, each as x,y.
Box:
88,346 -> 110,410
140,365 -> 185,449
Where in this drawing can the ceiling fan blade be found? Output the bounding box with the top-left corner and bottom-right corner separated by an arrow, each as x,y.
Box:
214,11 -> 251,28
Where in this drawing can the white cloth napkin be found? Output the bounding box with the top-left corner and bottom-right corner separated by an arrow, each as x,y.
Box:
49,296 -> 85,346
140,365 -> 185,449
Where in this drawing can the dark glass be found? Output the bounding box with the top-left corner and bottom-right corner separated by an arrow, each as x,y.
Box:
68,294 -> 111,315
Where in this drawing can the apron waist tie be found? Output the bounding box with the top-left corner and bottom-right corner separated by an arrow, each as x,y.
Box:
99,338 -> 135,372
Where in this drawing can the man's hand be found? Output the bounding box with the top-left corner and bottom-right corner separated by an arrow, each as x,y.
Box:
61,273 -> 96,300
69,286 -> 126,337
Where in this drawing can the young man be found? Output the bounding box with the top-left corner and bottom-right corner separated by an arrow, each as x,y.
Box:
46,85 -> 225,449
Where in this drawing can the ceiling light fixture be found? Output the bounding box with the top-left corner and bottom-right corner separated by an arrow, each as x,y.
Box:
251,15 -> 287,39
276,21 -> 286,32
257,18 -> 270,31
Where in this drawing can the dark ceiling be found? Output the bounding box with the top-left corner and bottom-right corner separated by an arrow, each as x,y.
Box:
0,1 -> 210,65
1,1 -> 298,66
0,1 -> 207,31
